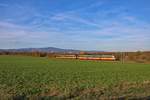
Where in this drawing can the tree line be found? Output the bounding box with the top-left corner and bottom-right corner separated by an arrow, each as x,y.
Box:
0,51 -> 150,63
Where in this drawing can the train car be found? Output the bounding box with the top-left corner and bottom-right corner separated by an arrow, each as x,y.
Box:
79,55 -> 100,60
100,55 -> 116,61
79,55 -> 116,61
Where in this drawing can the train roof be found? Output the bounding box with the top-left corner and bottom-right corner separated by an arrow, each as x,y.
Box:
79,55 -> 115,58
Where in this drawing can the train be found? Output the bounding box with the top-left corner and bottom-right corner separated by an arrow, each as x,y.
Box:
56,54 -> 116,61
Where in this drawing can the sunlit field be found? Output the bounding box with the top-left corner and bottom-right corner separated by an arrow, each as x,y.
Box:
0,55 -> 150,99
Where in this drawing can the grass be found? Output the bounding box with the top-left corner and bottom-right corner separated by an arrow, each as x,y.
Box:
0,55 -> 150,99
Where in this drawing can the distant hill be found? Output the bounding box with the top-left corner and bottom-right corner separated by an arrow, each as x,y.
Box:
0,47 -> 81,53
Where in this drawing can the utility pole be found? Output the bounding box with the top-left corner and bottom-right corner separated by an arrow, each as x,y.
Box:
121,52 -> 125,63
121,52 -> 124,63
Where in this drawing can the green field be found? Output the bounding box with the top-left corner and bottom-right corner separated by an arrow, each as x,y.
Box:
0,55 -> 150,99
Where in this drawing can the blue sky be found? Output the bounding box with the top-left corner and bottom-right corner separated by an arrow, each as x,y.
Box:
0,0 -> 150,51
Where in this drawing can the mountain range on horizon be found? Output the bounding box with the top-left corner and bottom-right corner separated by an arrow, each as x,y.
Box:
0,47 -> 82,53
0,47 -> 105,53
0,47 -> 149,53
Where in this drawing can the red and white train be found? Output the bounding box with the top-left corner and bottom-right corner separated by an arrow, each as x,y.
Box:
56,55 -> 116,61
